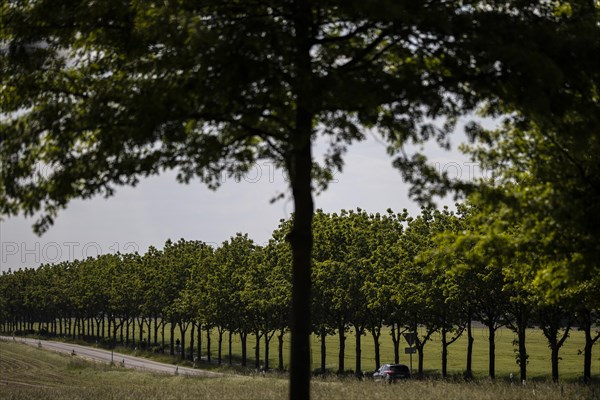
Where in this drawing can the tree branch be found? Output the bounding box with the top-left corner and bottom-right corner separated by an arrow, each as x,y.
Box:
543,131 -> 596,190
337,29 -> 392,71
313,22 -> 376,45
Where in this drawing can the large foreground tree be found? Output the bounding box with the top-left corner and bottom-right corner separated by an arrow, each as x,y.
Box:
1,1 -> 598,398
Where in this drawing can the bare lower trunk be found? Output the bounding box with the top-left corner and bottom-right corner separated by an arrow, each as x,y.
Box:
229,330 -> 233,366
179,323 -> 187,360
391,324 -> 400,364
138,318 -> 144,346
218,329 -> 224,365
417,344 -> 424,379
169,323 -> 175,356
197,322 -> 202,360
265,332 -> 270,371
145,317 -> 152,346
241,331 -> 247,367
583,338 -> 593,384
154,316 -> 160,346
465,318 -> 473,380
517,322 -> 527,382
320,327 -> 326,374
441,327 -> 448,378
371,326 -> 381,370
278,330 -> 285,371
551,344 -> 559,382
161,322 -> 165,352
206,326 -> 211,363
354,327 -> 362,377
189,323 -> 195,361
488,325 -> 495,380
255,331 -> 261,369
338,326 -> 345,373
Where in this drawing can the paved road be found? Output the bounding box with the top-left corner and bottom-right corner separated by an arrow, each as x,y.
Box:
0,336 -> 223,378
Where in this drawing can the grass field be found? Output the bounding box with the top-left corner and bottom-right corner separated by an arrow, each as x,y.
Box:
1,341 -> 599,400
303,326 -> 600,380
13,322 -> 600,381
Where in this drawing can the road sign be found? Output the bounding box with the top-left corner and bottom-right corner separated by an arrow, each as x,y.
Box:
403,332 -> 417,346
404,347 -> 417,354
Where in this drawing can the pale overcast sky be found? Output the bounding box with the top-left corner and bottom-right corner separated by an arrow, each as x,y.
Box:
0,128 -> 485,272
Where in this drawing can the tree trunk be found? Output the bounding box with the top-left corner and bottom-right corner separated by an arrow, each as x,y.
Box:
289,2 -> 314,399
169,322 -> 175,356
465,318 -> 473,380
161,321 -> 165,352
517,320 -> 527,383
255,331 -> 261,369
354,327 -> 362,377
112,319 -> 119,348
138,317 -> 144,346
583,332 -> 593,384
154,315 -> 160,346
580,309 -> 599,384
179,322 -> 187,360
338,326 -> 346,373
119,319 -> 124,344
218,328 -> 224,365
541,313 -> 570,384
417,343 -> 424,379
551,343 -> 559,382
197,322 -> 202,361
128,317 -> 132,346
189,323 -> 195,361
206,326 -> 211,363
488,324 -> 496,380
441,326 -> 448,379
145,316 -> 152,346
265,332 -> 270,371
228,330 -> 233,365
278,329 -> 285,371
119,318 -> 125,345
107,318 -> 111,342
96,318 -> 102,339
391,324 -> 400,364
241,330 -> 247,367
320,326 -> 327,374
371,325 -> 381,371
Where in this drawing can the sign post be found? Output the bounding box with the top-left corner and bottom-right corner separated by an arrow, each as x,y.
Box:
403,332 -> 417,375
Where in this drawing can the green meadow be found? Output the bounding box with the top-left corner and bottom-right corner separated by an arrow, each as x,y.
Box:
17,322 -> 600,381
218,326 -> 598,380
1,341 -> 599,400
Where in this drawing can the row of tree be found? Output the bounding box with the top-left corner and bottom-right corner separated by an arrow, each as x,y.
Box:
1,206 -> 598,382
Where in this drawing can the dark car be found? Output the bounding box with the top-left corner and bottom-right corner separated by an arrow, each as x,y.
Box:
373,364 -> 411,382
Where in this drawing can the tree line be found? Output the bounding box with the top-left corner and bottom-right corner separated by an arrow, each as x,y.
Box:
0,205 -> 598,382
